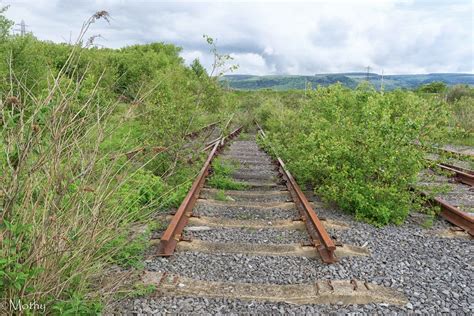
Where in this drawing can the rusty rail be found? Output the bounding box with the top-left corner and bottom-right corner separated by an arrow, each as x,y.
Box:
438,147 -> 474,159
428,146 -> 474,162
158,126 -> 242,256
437,163 -> 474,186
420,191 -> 474,236
185,121 -> 219,139
427,163 -> 474,234
255,121 -> 337,263
439,163 -> 474,175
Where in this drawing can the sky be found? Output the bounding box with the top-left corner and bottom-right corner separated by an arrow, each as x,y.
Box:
4,0 -> 473,75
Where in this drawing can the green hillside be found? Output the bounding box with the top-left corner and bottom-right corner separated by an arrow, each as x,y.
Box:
222,73 -> 474,90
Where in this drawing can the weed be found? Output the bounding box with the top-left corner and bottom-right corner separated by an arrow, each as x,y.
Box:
421,217 -> 434,229
104,229 -> 150,269
214,190 -> 228,201
129,284 -> 157,298
238,132 -> 252,140
207,175 -> 248,190
207,158 -> 248,190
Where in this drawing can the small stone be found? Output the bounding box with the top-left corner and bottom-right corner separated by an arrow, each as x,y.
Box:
406,302 -> 413,310
178,283 -> 185,288
442,290 -> 450,296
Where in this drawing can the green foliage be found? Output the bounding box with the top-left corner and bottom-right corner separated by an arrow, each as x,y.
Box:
0,6 -> 13,40
214,190 -> 228,201
0,220 -> 41,294
207,158 -> 248,190
258,84 -> 450,226
50,293 -> 102,315
0,9 -> 238,314
207,175 -> 248,190
191,58 -> 207,77
443,85 -> 474,145
417,81 -> 447,93
130,284 -> 156,298
446,84 -> 474,102
111,169 -> 167,221
203,34 -> 238,77
421,217 -> 434,229
103,228 -> 150,269
238,132 -> 251,141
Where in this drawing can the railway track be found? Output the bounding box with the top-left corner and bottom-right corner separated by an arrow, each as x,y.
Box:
435,146 -> 474,160
158,126 -> 337,262
185,121 -> 219,139
421,162 -> 474,236
147,128 -> 407,307
113,130 -> 472,313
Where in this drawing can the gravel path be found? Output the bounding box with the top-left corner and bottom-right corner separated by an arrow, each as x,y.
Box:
111,135 -> 474,315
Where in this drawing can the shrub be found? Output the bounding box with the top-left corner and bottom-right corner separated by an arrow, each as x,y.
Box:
0,10 -> 237,313
259,84 -> 449,226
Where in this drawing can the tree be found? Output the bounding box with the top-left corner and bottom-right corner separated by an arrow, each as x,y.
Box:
203,34 -> 238,78
418,81 -> 447,93
191,58 -> 207,77
0,6 -> 13,40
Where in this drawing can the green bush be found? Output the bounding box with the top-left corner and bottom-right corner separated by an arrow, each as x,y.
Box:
259,84 -> 449,226
0,10 -> 237,313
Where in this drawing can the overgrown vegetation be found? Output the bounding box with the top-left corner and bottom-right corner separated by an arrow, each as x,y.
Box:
0,9 -> 238,313
1,5 -> 472,314
256,84 -> 450,226
417,83 -> 474,146
207,158 -> 247,190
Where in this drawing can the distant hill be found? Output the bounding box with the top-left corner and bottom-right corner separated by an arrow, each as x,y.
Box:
221,73 -> 474,91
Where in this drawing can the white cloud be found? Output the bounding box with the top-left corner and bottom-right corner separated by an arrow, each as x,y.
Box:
3,0 -> 473,74
230,52 -> 272,75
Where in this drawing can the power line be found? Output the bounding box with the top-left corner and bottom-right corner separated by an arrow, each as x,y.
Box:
14,20 -> 30,36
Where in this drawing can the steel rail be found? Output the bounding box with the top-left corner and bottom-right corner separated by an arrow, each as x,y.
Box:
436,163 -> 474,187
438,163 -> 474,175
255,121 -> 337,263
419,191 -> 474,236
185,121 -> 219,139
203,124 -> 242,152
158,126 -> 242,256
439,147 -> 474,159
429,146 -> 474,161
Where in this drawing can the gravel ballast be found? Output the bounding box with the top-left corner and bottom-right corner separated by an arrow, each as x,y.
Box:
183,226 -> 310,245
111,136 -> 474,315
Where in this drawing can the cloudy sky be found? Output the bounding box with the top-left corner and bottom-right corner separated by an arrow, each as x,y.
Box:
4,0 -> 473,75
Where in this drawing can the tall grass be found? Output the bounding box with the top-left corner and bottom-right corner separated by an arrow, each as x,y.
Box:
0,12 -> 184,313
